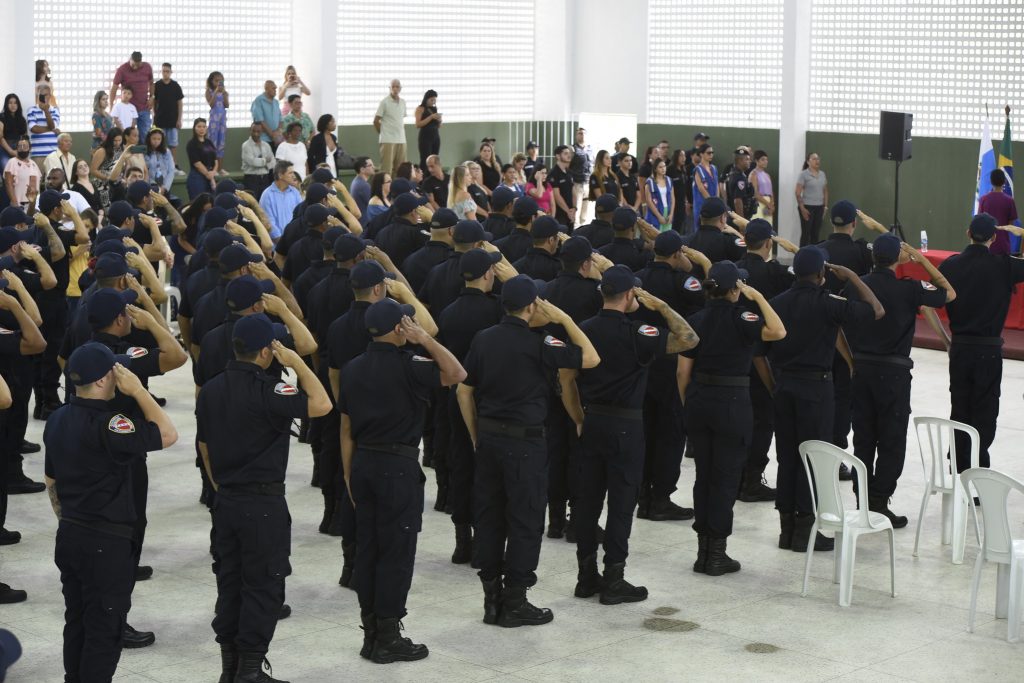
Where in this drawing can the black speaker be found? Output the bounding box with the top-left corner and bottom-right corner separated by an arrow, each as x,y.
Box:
879,111 -> 913,161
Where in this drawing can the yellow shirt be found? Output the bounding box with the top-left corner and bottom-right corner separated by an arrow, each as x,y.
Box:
66,244 -> 89,298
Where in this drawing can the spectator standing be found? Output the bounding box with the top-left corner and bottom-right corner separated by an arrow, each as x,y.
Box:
691,143 -> 718,232
109,51 -> 154,136
151,63 -> 184,174
275,123 -> 308,180
589,150 -> 623,205
525,165 -> 553,215
978,169 -> 1019,255
549,145 -> 575,228
259,161 -> 303,240
26,84 -> 60,170
308,114 -> 346,178
0,95 -> 28,174
667,149 -> 688,232
750,150 -> 774,224
614,155 -> 641,213
644,158 -> 674,230
35,59 -> 56,105
251,80 -> 282,147
186,118 -> 217,199
571,127 -> 595,226
43,133 -> 75,188
523,141 -> 540,182
373,79 -> 407,177
205,72 -> 230,174
795,152 -> 828,246
278,65 -> 311,115
144,128 -> 175,194
3,136 -> 40,207
91,91 -> 113,150
281,96 -> 314,145
350,156 -> 375,217
726,148 -> 755,219
241,122 -> 275,196
610,137 -> 637,174
89,126 -> 127,209
415,89 -> 442,170
109,86 -> 138,130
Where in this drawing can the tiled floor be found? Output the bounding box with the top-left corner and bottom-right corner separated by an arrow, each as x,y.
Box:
2,346 -> 1023,682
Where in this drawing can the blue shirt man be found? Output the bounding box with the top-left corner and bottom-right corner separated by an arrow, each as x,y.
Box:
259,166 -> 302,240
250,81 -> 282,144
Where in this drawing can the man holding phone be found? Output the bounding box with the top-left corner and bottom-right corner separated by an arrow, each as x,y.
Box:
26,86 -> 60,172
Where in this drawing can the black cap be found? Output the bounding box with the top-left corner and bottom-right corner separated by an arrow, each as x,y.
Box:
350,260 -> 394,288
334,234 -> 367,262
0,207 -> 29,225
453,220 -> 491,244
204,206 -> 234,230
612,207 -> 638,230
429,208 -> 459,229
225,275 -> 275,311
793,245 -> 827,277
873,233 -> 902,262
311,167 -> 335,184
700,197 -> 727,219
67,342 -> 130,386
215,179 -> 238,195
306,183 -> 335,204
595,194 -> 619,214
39,189 -> 69,215
218,244 -> 261,273
512,196 -> 539,221
87,288 -> 138,329
390,178 -> 416,197
321,226 -> 345,250
94,240 -> 131,258
830,200 -> 857,226
94,253 -> 138,279
491,186 -> 517,211
0,627 -> 22,680
531,216 -> 560,239
744,219 -> 774,244
460,248 -> 502,280
126,180 -> 151,204
107,201 -> 139,227
393,192 -> 428,215
233,313 -> 288,354
304,203 -> 331,227
501,274 -> 546,309
707,261 -> 748,290
96,225 -> 132,244
560,235 -> 593,262
653,230 -> 685,256
694,132 -> 710,141
969,213 -> 997,240
364,298 -> 415,337
203,228 -> 236,257
526,140 -> 538,149
214,192 -> 241,211
600,265 -> 641,295
616,137 -> 632,145
0,227 -> 23,253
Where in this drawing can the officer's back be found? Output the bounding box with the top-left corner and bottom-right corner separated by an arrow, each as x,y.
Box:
599,207 -> 653,272
635,231 -> 705,320
437,249 -> 504,361
543,236 -> 603,326
735,219 -> 795,305
575,195 -> 619,249
374,192 -> 430,268
817,201 -> 872,294
419,220 -> 491,314
401,208 -> 457,294
684,198 -> 745,272
306,233 -> 366,352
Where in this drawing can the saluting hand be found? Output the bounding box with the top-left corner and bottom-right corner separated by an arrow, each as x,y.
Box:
824,262 -> 855,281
113,363 -> 145,397
633,287 -> 660,311
399,316 -> 430,345
271,340 -> 302,369
0,291 -> 18,311
125,304 -> 155,330
385,278 -> 411,302
124,273 -> 147,298
1,269 -> 23,292
149,191 -> 169,207
737,282 -> 760,301
261,293 -> 285,316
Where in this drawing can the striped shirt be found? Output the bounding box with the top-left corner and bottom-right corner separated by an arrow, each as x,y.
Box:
27,106 -> 60,157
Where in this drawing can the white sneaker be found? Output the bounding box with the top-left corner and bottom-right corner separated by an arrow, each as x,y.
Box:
174,168 -> 185,176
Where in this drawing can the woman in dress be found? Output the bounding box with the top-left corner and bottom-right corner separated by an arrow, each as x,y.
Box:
278,65 -> 311,116
448,164 -> 478,221
70,159 -> 102,214
415,89 -> 441,171
205,71 -> 229,175
644,158 -> 674,230
365,172 -> 392,224
89,126 -> 127,210
692,143 -> 719,230
91,91 -> 113,150
525,165 -> 553,215
186,118 -> 218,200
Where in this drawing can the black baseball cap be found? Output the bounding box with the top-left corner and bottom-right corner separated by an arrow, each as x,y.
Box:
617,137 -> 632,145
334,234 -> 366,262
94,253 -> 139,279
453,220 -> 491,244
653,230 -> 685,256
233,313 -> 288,354
501,274 -> 546,309
365,298 -> 415,337
707,261 -> 748,290
94,240 -> 132,258
0,207 -> 29,226
203,227 -> 237,256
700,197 -> 727,219
872,233 -> 902,262
595,194 -> 619,214
204,206 -> 235,230
304,203 -> 331,227
0,227 -> 23,253
126,180 -> 151,204
214,193 -> 241,211
393,191 -> 428,215
306,183 -> 335,204
969,213 -> 997,241
793,245 -> 828,277
429,208 -> 459,229
87,288 -> 138,329
321,226 -> 345,250
491,186 -> 516,211
694,132 -> 710,141
67,341 -> 129,386
531,216 -> 560,239
390,178 -> 416,197
526,140 -> 538,150
39,189 -> 70,215
350,260 -> 394,288
512,196 -> 539,221
226,275 -> 275,311
560,235 -> 594,262
600,265 -> 641,295
107,201 -> 139,227
219,244 -> 262,273
744,219 -> 774,244
830,200 -> 857,226
311,167 -> 335,184
215,179 -> 238,195
460,248 -> 502,280
612,207 -> 638,230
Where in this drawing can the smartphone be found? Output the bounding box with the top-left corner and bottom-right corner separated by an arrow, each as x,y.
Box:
38,94 -> 47,104
129,145 -> 146,154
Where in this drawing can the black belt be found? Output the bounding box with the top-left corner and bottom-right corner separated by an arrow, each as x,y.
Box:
61,517 -> 135,540
853,353 -> 914,369
780,369 -> 833,381
359,442 -> 420,459
218,482 -> 286,497
477,417 -> 545,439
694,373 -> 750,387
951,334 -> 1004,347
584,403 -> 643,420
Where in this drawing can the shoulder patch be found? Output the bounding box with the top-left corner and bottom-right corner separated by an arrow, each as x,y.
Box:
0,327 -> 14,335
828,293 -> 847,301
412,354 -> 434,362
734,238 -> 746,247
787,265 -> 795,275
737,180 -> 746,190
126,346 -> 148,358
866,242 -> 874,251
108,414 -> 135,434
274,382 -> 299,396
740,311 -> 760,322
544,335 -> 567,348
637,324 -> 660,337
921,280 -> 937,291
683,276 -> 703,292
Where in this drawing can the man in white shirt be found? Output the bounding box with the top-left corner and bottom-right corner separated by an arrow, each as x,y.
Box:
110,86 -> 139,130
241,122 -> 275,196
43,134 -> 76,189
274,123 -> 308,180
373,79 -> 407,177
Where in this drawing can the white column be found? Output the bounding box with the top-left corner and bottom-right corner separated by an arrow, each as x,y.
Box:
569,0 -> 648,121
777,0 -> 812,258
291,0 -> 331,118
2,1 -> 36,101
533,0 -> 571,121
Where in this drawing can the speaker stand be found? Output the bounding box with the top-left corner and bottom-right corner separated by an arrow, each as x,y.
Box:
890,160 -> 906,241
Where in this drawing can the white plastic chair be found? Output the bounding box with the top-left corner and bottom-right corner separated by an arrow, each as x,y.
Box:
162,284 -> 181,336
912,417 -> 981,564
962,467 -> 1024,642
798,440 -> 896,607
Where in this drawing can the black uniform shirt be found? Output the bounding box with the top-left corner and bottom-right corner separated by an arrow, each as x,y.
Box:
191,278 -> 231,346
940,244 -> 1024,338
635,261 -> 705,318
292,259 -> 333,315
421,174 -> 449,208
402,240 -> 453,295
483,213 -> 513,241
735,252 -> 794,303
615,168 -> 639,207
44,396 -> 162,530
523,156 -> 538,182
179,263 -> 221,319
196,315 -> 291,387
513,248 -> 560,282
468,184 -> 490,212
768,280 -> 874,372
44,217 -> 77,296
196,361 -> 308,485
599,237 -> 653,272
326,300 -> 371,372
684,226 -> 746,272
681,299 -> 762,376
574,219 -> 615,249
281,229 -> 326,283
90,331 -> 164,413
376,218 -> 429,268
306,267 -> 355,352
437,288 -> 502,361
544,272 -> 602,325
418,251 -> 467,314
548,165 -> 574,220
577,310 -> 667,409
726,168 -> 755,218
851,268 -> 947,358
274,215 -> 308,259
462,316 -> 582,425
819,232 -> 872,294
495,228 -> 533,263
0,321 -> 25,381
338,341 -> 441,447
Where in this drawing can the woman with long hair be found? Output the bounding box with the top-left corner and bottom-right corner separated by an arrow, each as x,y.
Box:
91,91 -> 113,150
795,152 -> 828,245
668,148 -> 688,232
525,165 -> 553,214
448,164 -> 478,220
692,143 -> 719,230
475,143 -> 500,192
69,159 -> 102,214
589,149 -> 623,204
0,94 -> 27,179
90,126 -> 128,209
35,59 -> 57,107
644,158 -> 674,230
186,118 -> 217,199
365,171 -> 392,224
466,161 -> 491,218
144,128 -> 174,193
278,65 -> 311,115
415,89 -> 442,170
205,71 -> 229,175
178,192 -> 214,281
307,114 -> 340,177
122,126 -> 148,182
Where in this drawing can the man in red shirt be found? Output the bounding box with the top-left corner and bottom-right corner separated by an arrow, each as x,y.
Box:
109,52 -> 154,138
978,169 -> 1019,255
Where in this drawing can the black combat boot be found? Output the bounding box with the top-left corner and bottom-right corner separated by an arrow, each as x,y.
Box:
791,512 -> 834,552
738,474 -> 776,502
338,541 -> 355,588
778,512 -> 795,549
359,612 -> 376,659
433,482 -> 448,512
234,651 -> 287,682
451,523 -> 473,564
547,502 -> 566,538
599,562 -> 648,605
218,643 -> 238,683
371,617 -> 428,663
498,585 -> 553,627
318,496 -> 335,534
326,499 -> 345,537
647,497 -> 695,521
869,495 -> 908,529
480,576 -> 502,624
574,553 -> 602,598
692,534 -> 708,573
704,537 -> 741,576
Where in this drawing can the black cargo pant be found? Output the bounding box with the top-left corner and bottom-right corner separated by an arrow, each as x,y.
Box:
774,374 -> 834,515
744,361 -> 774,484
35,295 -> 67,405
851,363 -> 912,499
642,361 -> 685,502
949,341 -> 1002,471
831,352 -> 852,448
55,521 -> 135,683
448,390 -> 475,525
212,493 -> 291,654
545,394 -> 578,521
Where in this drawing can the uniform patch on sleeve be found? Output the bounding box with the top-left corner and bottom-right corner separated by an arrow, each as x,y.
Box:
740,311 -> 760,322
921,280 -> 937,291
412,354 -> 434,362
787,266 -> 795,275
734,238 -> 746,247
108,414 -> 136,434
0,327 -> 14,335
737,180 -> 746,190
828,293 -> 847,301
637,325 -> 660,337
683,276 -> 702,292
126,346 -> 148,358
274,382 -> 299,395
544,335 -> 566,347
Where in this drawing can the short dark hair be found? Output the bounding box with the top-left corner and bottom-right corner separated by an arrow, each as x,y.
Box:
355,156 -> 372,172
285,122 -> 302,135
395,161 -> 414,179
288,94 -> 301,104
161,62 -> 172,69
559,257 -> 585,273
554,144 -> 571,156
121,85 -> 133,94
873,251 -> 898,268
601,290 -> 628,304
991,169 -> 1007,187
502,303 -> 529,315
232,339 -> 262,362
753,149 -> 768,162
274,160 -> 294,179
746,238 -> 770,251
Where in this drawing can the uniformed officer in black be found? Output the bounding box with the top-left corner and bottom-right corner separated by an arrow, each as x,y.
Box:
495,197 -> 538,263
339,298 -> 465,663
484,186 -> 517,241
190,244 -> 263,353
436,249 -> 503,563
725,149 -> 755,219
939,213 -> 1024,471
513,216 -> 561,281
549,145 -> 576,228
683,197 -> 746,271
305,234 -> 366,352
575,194 -> 618,249
197,315 -> 331,683
280,203 -> 333,286
848,233 -> 953,526
458,275 -> 597,626
678,262 -> 786,575
291,227 -> 345,315
419,220 -> 499,315
768,246 -> 882,553
568,266 -> 697,603
401,208 -> 456,294
375,192 -> 430,268
44,343 -> 177,683
614,155 -> 641,212
734,219 -> 795,501
599,207 -> 653,271
634,230 -> 705,521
